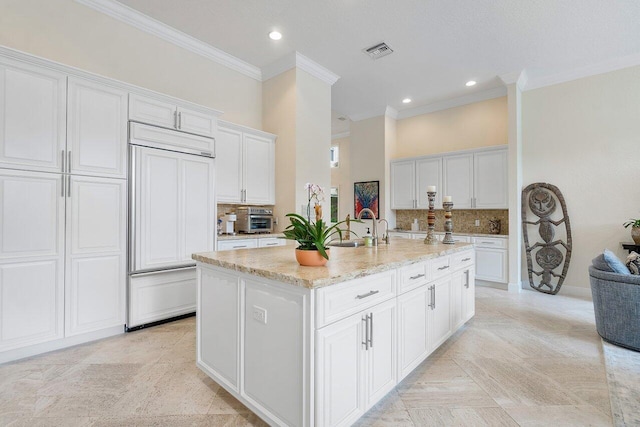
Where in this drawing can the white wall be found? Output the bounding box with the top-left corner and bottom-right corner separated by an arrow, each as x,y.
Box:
331,136 -> 351,223
0,0 -> 262,127
522,65 -> 640,291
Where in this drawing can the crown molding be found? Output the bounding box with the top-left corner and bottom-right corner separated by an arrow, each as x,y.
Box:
499,70 -> 528,91
396,87 -> 507,120
262,52 -> 340,85
75,0 -> 262,81
331,131 -> 350,140
525,53 -> 640,91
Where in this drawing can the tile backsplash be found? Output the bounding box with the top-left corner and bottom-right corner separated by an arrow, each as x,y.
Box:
395,209 -> 509,235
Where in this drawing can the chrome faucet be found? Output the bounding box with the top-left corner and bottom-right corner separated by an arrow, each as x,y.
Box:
357,208 -> 378,246
378,219 -> 390,244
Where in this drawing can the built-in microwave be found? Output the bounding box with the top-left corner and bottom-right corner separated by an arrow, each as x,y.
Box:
236,207 -> 274,234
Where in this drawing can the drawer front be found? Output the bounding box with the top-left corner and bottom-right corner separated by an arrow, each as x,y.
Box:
451,250 -> 474,270
389,232 -> 412,239
472,237 -> 507,249
258,237 -> 285,248
217,239 -> 258,251
431,256 -> 452,280
399,262 -> 430,294
316,270 -> 396,328
451,235 -> 471,243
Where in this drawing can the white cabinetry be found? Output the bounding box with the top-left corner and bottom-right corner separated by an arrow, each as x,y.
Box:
0,60 -> 66,173
443,154 -> 474,209
316,298 -> 396,427
390,157 -> 441,209
67,78 -> 128,178
397,285 -> 429,379
474,149 -> 508,208
473,237 -> 508,283
429,278 -> 452,350
134,146 -> 214,271
129,93 -> 217,138
216,121 -> 275,205
217,239 -> 258,251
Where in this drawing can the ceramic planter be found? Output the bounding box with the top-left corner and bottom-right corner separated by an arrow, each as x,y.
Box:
295,248 -> 329,266
632,227 -> 640,245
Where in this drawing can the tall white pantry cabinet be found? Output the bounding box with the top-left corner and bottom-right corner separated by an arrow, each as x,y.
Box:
0,57 -> 127,359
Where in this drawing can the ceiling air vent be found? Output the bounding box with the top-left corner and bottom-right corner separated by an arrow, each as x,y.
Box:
363,42 -> 393,60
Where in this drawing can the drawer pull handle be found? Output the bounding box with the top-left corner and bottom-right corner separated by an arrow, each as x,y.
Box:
355,290 -> 379,299
233,245 -> 246,248
461,258 -> 471,262
409,274 -> 425,280
481,241 -> 495,244
265,243 -> 278,246
437,265 -> 449,270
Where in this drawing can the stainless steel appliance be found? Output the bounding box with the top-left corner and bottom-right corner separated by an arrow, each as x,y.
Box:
236,207 -> 274,234
128,122 -> 215,330
221,213 -> 237,235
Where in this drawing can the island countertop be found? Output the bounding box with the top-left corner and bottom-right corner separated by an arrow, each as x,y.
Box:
193,239 -> 473,289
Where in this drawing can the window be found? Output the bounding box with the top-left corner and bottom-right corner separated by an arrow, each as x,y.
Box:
330,146 -> 339,168
330,187 -> 339,223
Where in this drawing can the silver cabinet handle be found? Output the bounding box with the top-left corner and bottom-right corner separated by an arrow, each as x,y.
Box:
464,270 -> 470,288
61,175 -> 65,197
68,151 -> 72,173
428,285 -> 435,309
362,315 -> 369,350
367,313 -> 373,348
462,257 -> 471,262
178,112 -> 182,129
409,273 -> 425,280
432,285 -> 436,310
174,110 -> 178,129
437,265 -> 449,270
265,243 -> 279,246
67,175 -> 71,197
232,245 -> 247,249
355,290 -> 380,299
61,150 -> 65,173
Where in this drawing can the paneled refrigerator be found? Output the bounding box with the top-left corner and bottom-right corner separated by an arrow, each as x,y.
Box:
127,123 -> 215,330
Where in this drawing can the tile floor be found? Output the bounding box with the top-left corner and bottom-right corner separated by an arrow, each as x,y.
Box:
1,286 -> 638,426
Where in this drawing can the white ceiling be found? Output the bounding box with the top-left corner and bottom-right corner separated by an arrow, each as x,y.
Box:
117,0 -> 640,121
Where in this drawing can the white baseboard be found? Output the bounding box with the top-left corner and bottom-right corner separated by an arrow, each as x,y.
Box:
508,281 -> 522,293
476,279 -> 508,290
520,282 -> 592,300
0,325 -> 123,365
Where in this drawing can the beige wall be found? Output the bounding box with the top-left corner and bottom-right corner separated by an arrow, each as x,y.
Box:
396,97 -> 508,158
522,65 -> 640,291
0,0 -> 262,127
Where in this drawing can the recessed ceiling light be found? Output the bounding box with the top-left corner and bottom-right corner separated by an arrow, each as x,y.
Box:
465,80 -> 477,87
269,31 -> 282,40
402,98 -> 412,104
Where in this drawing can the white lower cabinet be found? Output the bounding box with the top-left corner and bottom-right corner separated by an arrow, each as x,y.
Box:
429,278 -> 452,350
397,285 -> 429,380
217,239 -> 258,251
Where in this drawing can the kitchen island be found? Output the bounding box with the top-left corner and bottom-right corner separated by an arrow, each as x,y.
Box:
193,239 -> 475,427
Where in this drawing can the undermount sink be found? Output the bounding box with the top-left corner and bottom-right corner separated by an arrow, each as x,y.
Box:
329,240 -> 364,247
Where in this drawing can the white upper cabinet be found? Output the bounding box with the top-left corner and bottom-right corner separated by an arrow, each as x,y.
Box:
443,153 -> 474,209
0,60 -> 66,173
216,121 -> 275,205
390,160 -> 415,209
129,93 -> 217,138
67,78 -> 128,178
474,149 -> 508,209
416,157 -> 442,209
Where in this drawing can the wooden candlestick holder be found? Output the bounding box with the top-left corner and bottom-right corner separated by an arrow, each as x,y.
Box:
424,191 -> 438,245
442,201 -> 454,244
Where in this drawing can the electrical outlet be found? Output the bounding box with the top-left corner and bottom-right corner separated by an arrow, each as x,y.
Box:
274,216 -> 279,226
475,219 -> 480,227
252,306 -> 267,324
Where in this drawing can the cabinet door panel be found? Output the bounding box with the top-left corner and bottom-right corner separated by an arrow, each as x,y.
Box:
316,312 -> 365,427
182,156 -> 215,260
215,126 -> 243,203
66,176 -> 126,336
244,134 -> 274,205
0,170 -> 64,260
177,107 -> 215,138
68,78 -> 127,178
397,285 -> 429,380
475,248 -> 507,283
0,61 -> 66,172
129,93 -> 176,129
443,154 -> 473,209
136,149 -> 181,270
464,267 -> 476,321
430,279 -> 452,351
0,259 -> 63,351
366,299 -> 396,407
199,268 -> 239,390
416,157 -> 442,209
390,160 -> 416,209
474,150 -> 508,209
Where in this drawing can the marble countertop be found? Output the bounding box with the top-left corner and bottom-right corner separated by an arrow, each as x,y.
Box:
217,233 -> 285,241
193,239 -> 473,289
391,230 -> 508,238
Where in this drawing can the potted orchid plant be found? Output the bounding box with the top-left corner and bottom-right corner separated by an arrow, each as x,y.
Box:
283,183 -> 355,266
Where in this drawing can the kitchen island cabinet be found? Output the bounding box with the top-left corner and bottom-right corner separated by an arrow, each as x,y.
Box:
193,239 -> 475,427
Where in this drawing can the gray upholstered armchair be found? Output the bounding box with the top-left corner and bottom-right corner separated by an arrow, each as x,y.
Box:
589,265 -> 640,352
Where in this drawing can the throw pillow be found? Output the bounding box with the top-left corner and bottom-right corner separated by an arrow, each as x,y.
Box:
592,253 -> 614,272
626,251 -> 640,275
603,249 -> 631,275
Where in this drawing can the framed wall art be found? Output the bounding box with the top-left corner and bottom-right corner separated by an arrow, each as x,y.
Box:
354,180 -> 379,219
